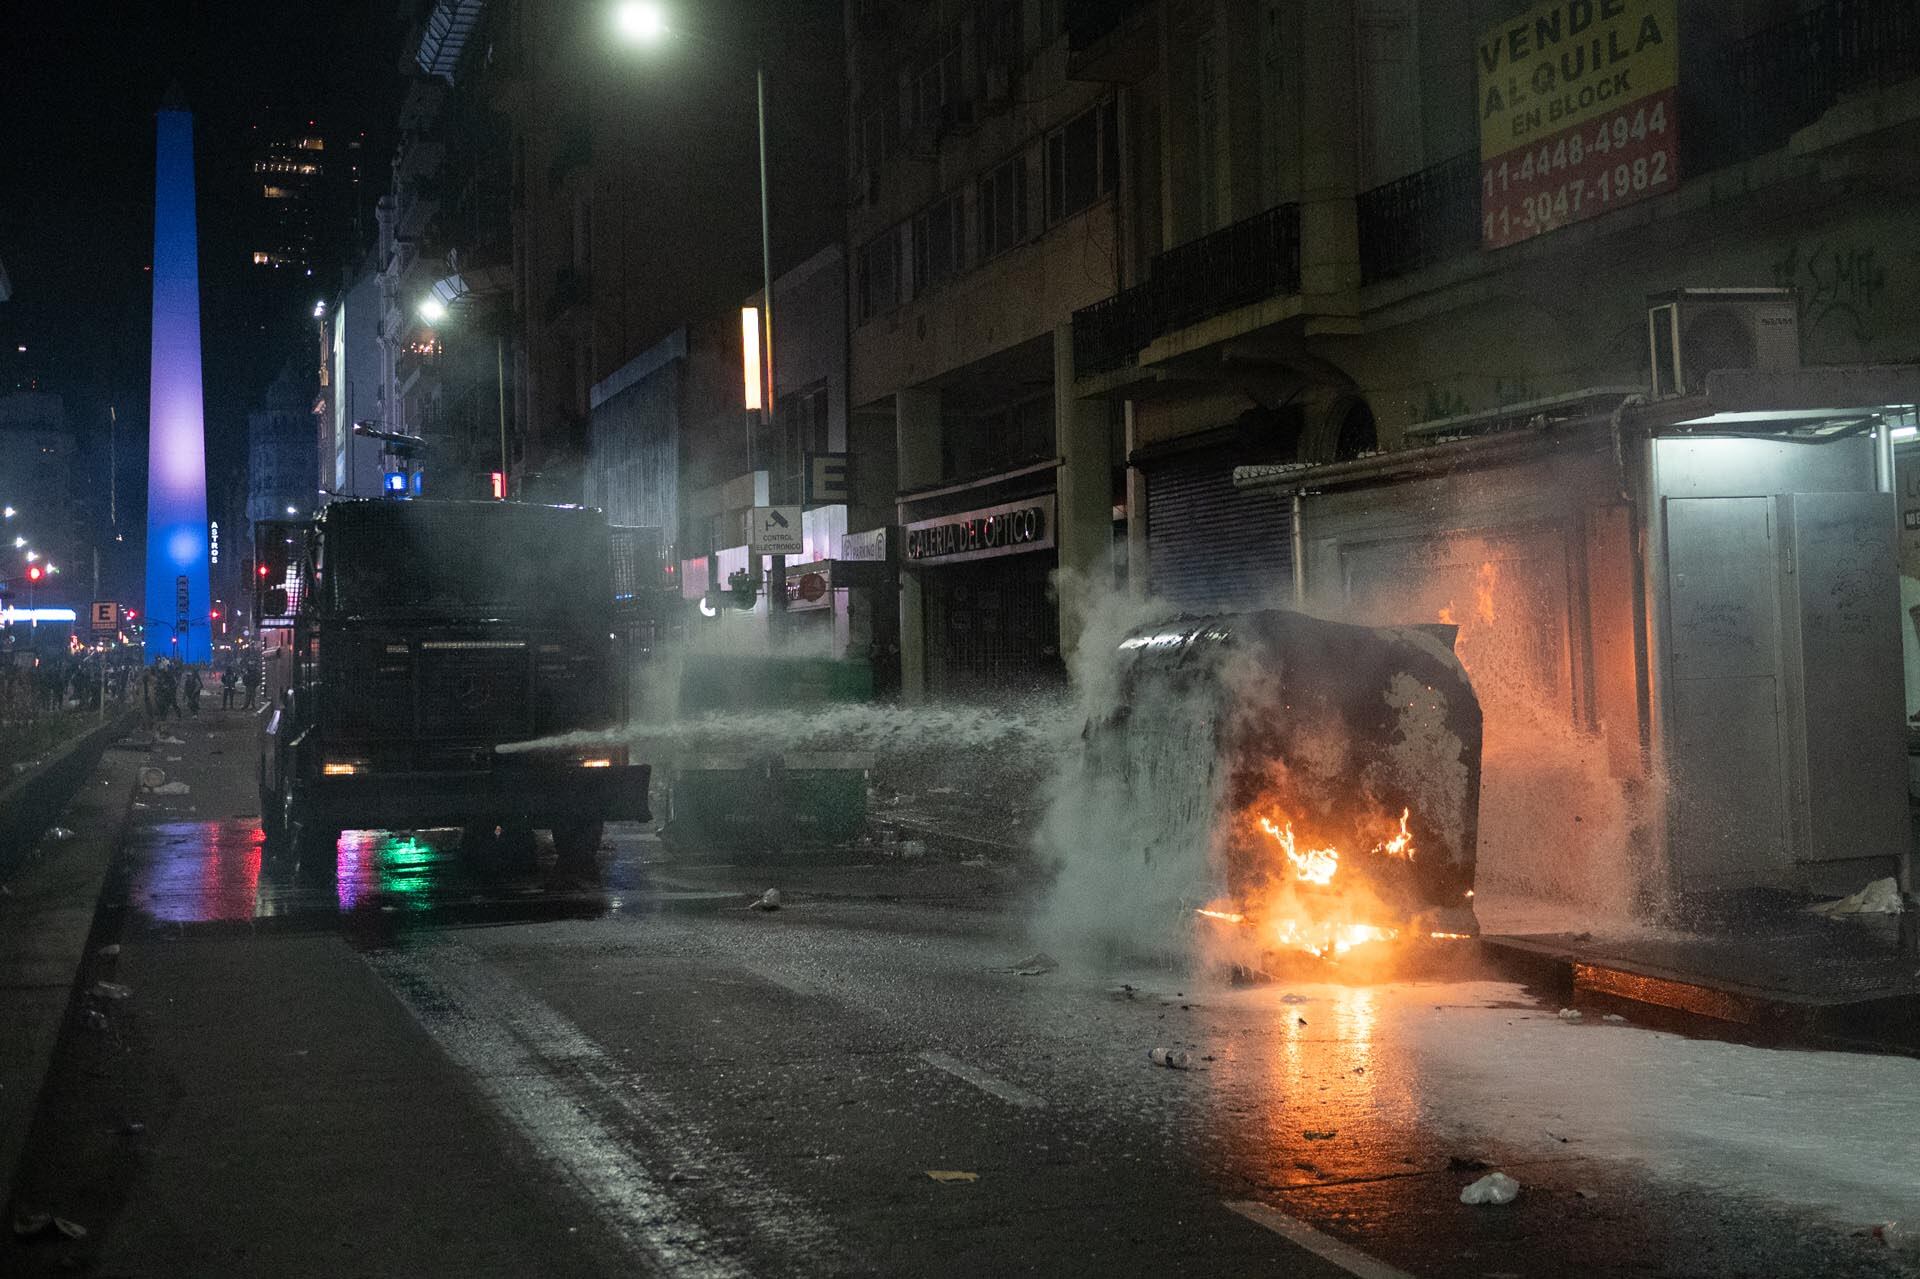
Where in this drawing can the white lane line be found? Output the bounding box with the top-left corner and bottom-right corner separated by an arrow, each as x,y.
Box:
369,942 -> 845,1276
918,1050 -> 1045,1110
1224,1201 -> 1416,1279
368,945 -> 739,1278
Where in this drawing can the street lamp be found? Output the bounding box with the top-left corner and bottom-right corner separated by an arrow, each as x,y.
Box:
614,1 -> 668,43
418,295 -> 448,324
614,2 -> 784,628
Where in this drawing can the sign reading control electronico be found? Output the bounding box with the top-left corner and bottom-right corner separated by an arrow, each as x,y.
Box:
905,495 -> 1055,565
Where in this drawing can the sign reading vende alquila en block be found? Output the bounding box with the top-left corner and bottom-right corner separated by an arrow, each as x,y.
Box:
1478,0 -> 1677,250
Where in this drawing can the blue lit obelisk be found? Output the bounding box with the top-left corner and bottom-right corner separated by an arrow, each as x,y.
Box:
144,94 -> 212,663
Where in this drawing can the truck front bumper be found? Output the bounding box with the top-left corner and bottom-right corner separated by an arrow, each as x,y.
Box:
304,763 -> 652,830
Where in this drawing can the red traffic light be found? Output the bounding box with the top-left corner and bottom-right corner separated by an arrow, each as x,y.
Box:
257,564 -> 271,578
26,565 -> 43,582
210,608 -> 221,619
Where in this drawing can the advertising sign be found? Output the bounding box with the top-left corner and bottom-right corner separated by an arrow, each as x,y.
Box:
1478,0 -> 1677,250
91,602 -> 118,631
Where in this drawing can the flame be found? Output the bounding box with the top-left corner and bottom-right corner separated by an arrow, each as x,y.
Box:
1474,560 -> 1499,625
1258,816 -> 1339,885
1195,907 -> 1246,923
1428,931 -> 1473,940
1437,604 -> 1457,626
1379,808 -> 1414,859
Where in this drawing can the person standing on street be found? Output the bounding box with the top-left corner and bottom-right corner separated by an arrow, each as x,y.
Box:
242,657 -> 260,710
221,663 -> 238,710
152,660 -> 176,722
183,666 -> 203,717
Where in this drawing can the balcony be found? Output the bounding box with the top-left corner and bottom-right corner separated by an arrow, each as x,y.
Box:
1684,0 -> 1920,176
1073,202 -> 1301,379
1356,150 -> 1479,286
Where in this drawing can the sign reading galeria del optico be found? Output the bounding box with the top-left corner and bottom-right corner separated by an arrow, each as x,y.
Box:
904,495 -> 1054,566
1478,0 -> 1677,250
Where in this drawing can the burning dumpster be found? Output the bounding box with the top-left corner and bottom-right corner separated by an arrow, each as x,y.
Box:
1088,609 -> 1483,958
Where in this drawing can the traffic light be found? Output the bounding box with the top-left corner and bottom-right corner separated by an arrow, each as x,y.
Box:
25,564 -> 43,583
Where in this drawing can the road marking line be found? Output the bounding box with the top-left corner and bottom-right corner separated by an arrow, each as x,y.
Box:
1224,1200 -> 1416,1279
918,1050 -> 1044,1109
368,945 -> 738,1277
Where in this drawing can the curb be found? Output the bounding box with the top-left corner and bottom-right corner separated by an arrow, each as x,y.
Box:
0,715 -> 135,879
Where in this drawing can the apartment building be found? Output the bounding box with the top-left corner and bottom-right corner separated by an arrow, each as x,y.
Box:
849,0 -> 1134,701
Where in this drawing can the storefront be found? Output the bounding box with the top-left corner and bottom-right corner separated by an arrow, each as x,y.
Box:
903,493 -> 1062,699
1237,369 -> 1920,914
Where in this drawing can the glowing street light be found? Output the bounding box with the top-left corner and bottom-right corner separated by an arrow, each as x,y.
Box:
614,0 -> 668,43
285,505 -> 298,515
2,506 -> 14,518
11,537 -> 22,548
418,295 -> 448,323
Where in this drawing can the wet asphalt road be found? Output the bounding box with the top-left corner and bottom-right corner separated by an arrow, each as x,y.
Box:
6,708 -> 1917,1277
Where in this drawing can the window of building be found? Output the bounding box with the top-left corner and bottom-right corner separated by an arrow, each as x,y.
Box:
909,24 -> 964,129
978,0 -> 1021,102
941,394 -> 1055,479
857,91 -> 900,180
977,154 -> 1029,259
911,192 -> 965,296
1044,99 -> 1118,224
777,380 -> 832,502
858,229 -> 900,323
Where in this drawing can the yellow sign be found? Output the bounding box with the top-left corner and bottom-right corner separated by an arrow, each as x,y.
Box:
1478,0 -> 1677,158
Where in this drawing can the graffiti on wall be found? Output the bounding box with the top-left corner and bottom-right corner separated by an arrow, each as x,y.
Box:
1771,239 -> 1888,350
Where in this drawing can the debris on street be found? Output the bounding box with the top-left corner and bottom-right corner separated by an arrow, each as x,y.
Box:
1557,1008 -> 1584,1022
1460,1171 -> 1521,1205
1303,1129 -> 1337,1141
749,888 -> 782,911
138,766 -> 167,789
995,951 -> 1058,976
91,980 -> 133,1000
1148,1047 -> 1191,1069
1447,1155 -> 1490,1172
926,1170 -> 978,1183
45,826 -> 74,841
152,781 -> 191,794
98,943 -> 121,957
1807,877 -> 1903,916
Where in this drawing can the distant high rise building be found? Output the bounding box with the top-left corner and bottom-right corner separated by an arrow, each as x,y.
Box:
248,129 -> 328,275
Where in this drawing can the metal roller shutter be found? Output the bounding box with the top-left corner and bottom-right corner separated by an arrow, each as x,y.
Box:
1146,451 -> 1293,611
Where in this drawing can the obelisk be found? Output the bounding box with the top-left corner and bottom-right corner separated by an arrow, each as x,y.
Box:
144,90 -> 212,663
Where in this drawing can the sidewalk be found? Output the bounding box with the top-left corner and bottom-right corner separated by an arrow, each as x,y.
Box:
0,738 -> 139,1211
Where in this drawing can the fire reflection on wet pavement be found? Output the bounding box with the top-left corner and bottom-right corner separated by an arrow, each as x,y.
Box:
124,820 -> 700,933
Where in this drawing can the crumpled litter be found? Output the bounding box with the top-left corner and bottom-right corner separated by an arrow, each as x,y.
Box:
151,781 -> 191,795
926,1170 -> 978,1183
1557,1008 -> 1584,1022
82,1009 -> 108,1031
91,981 -> 133,1000
995,951 -> 1057,976
157,735 -> 185,746
46,827 -> 74,842
10,1211 -> 87,1241
1303,1129 -> 1337,1141
1808,877 -> 1904,916
1460,1171 -> 1521,1205
98,944 -> 121,957
1147,1047 -> 1190,1069
749,888 -> 782,912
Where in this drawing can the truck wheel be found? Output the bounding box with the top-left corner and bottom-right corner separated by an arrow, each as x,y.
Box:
291,822 -> 338,884
552,821 -> 604,870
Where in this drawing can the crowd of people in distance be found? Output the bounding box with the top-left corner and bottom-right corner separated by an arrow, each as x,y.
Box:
140,654 -> 261,723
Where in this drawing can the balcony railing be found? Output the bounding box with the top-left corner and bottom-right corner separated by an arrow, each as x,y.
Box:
1356,150 -> 1480,286
1073,202 -> 1301,378
1684,0 -> 1920,175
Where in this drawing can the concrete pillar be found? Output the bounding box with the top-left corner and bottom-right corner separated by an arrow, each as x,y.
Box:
1124,398 -> 1149,597
1054,323 -> 1115,660
895,387 -> 941,702
1297,0 -> 1361,299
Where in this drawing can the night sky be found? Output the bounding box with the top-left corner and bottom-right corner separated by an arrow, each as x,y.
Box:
0,0 -> 403,600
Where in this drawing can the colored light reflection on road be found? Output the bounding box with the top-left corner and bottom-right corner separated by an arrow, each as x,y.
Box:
138,822 -> 262,923
335,830 -> 440,913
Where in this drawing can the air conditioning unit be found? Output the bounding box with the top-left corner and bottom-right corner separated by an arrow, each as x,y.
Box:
1647,287 -> 1800,398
